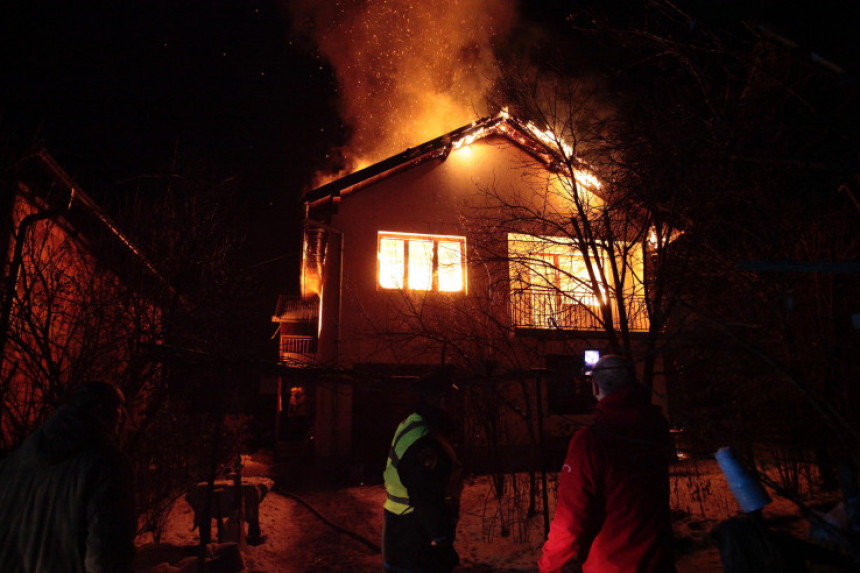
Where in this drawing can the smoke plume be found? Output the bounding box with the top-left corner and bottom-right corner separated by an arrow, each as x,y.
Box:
288,0 -> 517,179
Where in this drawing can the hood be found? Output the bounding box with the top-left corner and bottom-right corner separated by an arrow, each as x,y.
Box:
27,404 -> 114,466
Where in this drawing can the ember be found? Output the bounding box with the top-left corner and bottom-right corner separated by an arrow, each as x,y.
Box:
289,0 -> 517,178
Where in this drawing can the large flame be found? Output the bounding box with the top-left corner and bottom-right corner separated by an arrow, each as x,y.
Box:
288,0 -> 517,185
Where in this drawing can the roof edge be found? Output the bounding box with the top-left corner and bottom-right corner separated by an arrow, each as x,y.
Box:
302,112 -> 573,206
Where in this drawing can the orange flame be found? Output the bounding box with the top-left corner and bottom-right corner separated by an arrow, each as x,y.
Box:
289,0 -> 517,185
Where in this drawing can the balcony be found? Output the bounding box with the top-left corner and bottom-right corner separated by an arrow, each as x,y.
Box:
273,295 -> 320,364
510,291 -> 649,332
279,336 -> 318,365
273,295 -> 320,323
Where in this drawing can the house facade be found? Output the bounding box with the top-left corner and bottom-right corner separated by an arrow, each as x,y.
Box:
273,112 -> 667,476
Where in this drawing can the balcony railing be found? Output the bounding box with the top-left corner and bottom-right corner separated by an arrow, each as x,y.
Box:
510,291 -> 649,332
279,336 -> 317,364
274,295 -> 319,323
274,296 -> 320,364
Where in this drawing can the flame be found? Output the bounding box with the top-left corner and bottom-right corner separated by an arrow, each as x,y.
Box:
451,128 -> 491,150
525,120 -> 574,159
378,231 -> 466,292
520,120 -> 601,191
290,2 -> 603,195
572,169 -> 601,191
289,0 -> 517,176
649,227 -> 683,248
449,113 -> 603,192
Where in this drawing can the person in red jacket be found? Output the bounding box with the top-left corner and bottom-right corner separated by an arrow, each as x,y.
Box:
538,355 -> 676,573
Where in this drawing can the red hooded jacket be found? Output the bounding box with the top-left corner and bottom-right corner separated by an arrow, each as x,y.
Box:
539,386 -> 676,573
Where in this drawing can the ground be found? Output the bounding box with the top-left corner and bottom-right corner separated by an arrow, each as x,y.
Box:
132,450 -> 846,572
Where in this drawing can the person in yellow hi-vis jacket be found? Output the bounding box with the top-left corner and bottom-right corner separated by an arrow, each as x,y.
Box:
382,369 -> 462,572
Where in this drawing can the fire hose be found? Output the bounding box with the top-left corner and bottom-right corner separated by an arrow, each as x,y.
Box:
274,487 -> 381,554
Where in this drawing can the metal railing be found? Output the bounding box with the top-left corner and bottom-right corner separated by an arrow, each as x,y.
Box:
510,291 -> 649,332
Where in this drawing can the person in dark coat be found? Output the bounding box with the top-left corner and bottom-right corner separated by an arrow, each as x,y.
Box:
539,355 -> 676,573
0,380 -> 136,573
382,371 -> 463,572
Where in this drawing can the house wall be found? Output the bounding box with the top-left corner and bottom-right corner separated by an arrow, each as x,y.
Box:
305,135 -> 669,464
321,136 -> 583,370
317,227 -> 342,366
1,190 -> 162,448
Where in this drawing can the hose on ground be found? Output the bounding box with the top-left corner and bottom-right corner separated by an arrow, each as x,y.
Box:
275,487 -> 381,554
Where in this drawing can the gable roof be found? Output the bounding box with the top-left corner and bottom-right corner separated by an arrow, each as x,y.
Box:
13,150 -> 166,289
303,111 -> 595,207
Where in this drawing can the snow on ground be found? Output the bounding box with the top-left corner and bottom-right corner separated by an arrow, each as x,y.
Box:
132,451 -> 837,572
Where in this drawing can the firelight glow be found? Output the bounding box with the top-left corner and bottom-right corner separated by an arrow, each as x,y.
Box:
378,231 -> 466,293
520,119 -> 602,191
290,0 -> 517,178
449,113 -> 603,193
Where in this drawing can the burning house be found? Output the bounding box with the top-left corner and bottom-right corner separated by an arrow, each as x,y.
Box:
272,111 -> 667,478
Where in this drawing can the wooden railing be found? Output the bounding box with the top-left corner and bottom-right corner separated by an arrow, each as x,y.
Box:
279,336 -> 317,363
279,336 -> 317,356
274,296 -> 319,364
274,295 -> 319,322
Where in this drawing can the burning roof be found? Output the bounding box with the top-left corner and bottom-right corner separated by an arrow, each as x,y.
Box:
303,111 -> 600,207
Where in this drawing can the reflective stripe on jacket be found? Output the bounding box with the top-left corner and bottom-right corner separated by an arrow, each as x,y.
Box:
383,412 -> 431,514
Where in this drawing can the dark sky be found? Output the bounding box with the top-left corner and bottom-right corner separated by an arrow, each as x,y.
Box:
4,1 -> 856,198
2,0 -> 343,206
2,0 -> 857,361
3,0 -> 857,277
1,0 -> 351,311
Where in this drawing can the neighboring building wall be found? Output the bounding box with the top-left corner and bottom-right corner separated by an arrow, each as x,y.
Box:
1,165 -> 162,449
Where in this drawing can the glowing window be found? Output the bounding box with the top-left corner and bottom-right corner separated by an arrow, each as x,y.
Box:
379,237 -> 405,288
408,240 -> 433,290
438,241 -> 463,291
507,233 -> 648,332
378,232 -> 466,292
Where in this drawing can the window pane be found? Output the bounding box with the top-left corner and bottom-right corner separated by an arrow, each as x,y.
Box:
408,240 -> 433,290
531,254 -> 557,326
530,254 -> 556,291
438,241 -> 463,292
558,254 -> 583,303
379,238 -> 404,288
562,252 -> 606,306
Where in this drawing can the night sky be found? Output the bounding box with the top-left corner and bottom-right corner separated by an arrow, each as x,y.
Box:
3,0 -> 858,303
2,0 -> 344,203
2,0 -> 354,327
4,1 -> 856,190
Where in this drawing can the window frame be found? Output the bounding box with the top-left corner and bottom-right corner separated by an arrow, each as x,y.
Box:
377,231 -> 467,293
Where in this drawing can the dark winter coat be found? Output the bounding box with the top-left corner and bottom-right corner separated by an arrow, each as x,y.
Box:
0,403 -> 136,573
382,410 -> 462,573
539,385 -> 676,573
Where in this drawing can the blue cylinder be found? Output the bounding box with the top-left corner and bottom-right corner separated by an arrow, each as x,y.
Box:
715,447 -> 772,513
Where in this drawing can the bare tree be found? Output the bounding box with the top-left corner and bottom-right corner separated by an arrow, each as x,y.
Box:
347,0 -> 860,531
1,161 -> 164,451
535,0 -> 860,491
1,147 -> 265,544
111,162 -> 269,543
